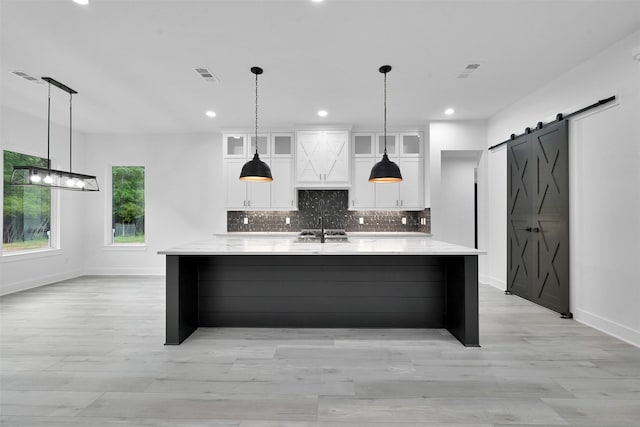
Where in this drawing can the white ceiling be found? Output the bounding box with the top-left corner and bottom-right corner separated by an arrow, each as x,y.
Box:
1,0 -> 639,134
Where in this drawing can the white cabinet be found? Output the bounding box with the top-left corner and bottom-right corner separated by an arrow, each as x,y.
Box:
376,133 -> 398,157
223,132 -> 295,210
270,134 -> 296,209
296,130 -> 349,187
374,156 -> 423,209
224,134 -> 248,158
398,157 -> 422,208
271,157 -> 295,208
351,157 -> 376,208
351,131 -> 424,210
224,159 -> 272,208
400,132 -> 422,157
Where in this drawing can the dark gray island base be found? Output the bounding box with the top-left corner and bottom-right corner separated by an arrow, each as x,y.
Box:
165,254 -> 479,347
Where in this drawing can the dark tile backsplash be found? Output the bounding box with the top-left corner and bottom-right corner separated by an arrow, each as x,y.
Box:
227,190 -> 431,233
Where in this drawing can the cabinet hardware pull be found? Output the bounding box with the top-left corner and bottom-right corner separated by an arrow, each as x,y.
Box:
532,227 -> 540,233
525,227 -> 532,232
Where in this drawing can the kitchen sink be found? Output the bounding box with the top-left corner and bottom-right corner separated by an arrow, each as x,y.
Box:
296,229 -> 349,243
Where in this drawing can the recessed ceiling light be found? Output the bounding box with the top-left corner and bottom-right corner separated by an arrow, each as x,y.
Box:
205,111 -> 217,118
73,0 -> 89,5
311,0 -> 325,3
444,108 -> 455,115
317,110 -> 328,117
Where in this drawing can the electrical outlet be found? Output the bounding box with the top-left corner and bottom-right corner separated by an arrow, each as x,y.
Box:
402,217 -> 407,225
285,217 -> 290,225
243,217 -> 248,225
359,217 -> 364,225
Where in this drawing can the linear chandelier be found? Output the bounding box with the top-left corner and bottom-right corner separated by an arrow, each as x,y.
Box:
369,65 -> 402,183
10,77 -> 99,191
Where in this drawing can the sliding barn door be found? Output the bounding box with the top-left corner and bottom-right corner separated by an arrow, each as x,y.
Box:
507,121 -> 570,315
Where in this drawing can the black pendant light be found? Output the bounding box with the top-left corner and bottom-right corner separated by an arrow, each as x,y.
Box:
369,65 -> 402,183
9,77 -> 99,191
239,66 -> 273,182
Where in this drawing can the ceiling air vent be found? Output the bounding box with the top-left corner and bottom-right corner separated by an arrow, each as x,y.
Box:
193,67 -> 219,83
11,71 -> 44,84
457,63 -> 481,79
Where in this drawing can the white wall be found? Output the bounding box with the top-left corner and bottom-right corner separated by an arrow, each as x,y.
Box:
82,133 -> 225,275
485,31 -> 640,346
429,121 -> 487,248
0,107 -> 86,295
439,152 -> 481,248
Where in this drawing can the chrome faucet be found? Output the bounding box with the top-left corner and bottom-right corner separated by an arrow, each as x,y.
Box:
318,198 -> 325,243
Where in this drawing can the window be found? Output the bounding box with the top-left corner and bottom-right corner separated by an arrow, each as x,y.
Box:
3,150 -> 51,253
111,166 -> 145,244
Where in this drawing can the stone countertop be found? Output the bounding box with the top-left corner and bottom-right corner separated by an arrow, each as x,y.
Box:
159,235 -> 483,256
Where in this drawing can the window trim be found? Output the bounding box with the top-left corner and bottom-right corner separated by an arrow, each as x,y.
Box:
0,248 -> 63,262
105,163 -> 146,248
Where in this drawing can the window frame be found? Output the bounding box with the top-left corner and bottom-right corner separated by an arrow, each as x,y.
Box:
1,149 -> 59,257
105,163 -> 146,249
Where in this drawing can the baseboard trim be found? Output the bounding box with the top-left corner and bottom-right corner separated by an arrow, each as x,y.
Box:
480,274 -> 506,291
83,267 -> 165,276
0,270 -> 83,296
574,308 -> 640,348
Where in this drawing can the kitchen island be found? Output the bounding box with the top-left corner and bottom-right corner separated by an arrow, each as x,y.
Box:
159,235 -> 482,347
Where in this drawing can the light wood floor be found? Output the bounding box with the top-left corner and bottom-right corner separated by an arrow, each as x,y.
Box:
1,276 -> 639,426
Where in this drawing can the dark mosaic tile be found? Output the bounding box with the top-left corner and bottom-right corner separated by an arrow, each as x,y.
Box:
228,190 -> 431,233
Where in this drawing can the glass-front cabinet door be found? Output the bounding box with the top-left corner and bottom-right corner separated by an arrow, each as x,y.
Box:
271,133 -> 294,157
400,133 -> 421,157
353,133 -> 375,157
376,133 -> 398,157
224,134 -> 247,158
249,134 -> 270,157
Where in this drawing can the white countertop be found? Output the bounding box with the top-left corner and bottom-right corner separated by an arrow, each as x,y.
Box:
159,235 -> 483,256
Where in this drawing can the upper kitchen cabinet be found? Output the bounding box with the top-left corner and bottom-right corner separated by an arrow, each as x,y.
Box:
223,132 -> 296,210
295,130 -> 350,187
373,158 -> 423,209
223,134 -> 247,158
224,133 -> 270,159
400,132 -> 422,157
350,131 -> 424,210
223,158 -> 272,209
376,133 -> 399,157
249,134 -> 270,157
270,133 -> 296,209
271,133 -> 294,157
353,133 -> 375,157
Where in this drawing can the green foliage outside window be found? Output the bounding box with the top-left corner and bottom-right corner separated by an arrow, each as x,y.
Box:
112,166 -> 145,244
3,151 -> 51,252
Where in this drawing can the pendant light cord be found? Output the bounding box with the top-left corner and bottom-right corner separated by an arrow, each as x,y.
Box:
255,71 -> 259,155
69,93 -> 73,173
47,82 -> 51,170
383,70 -> 387,155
